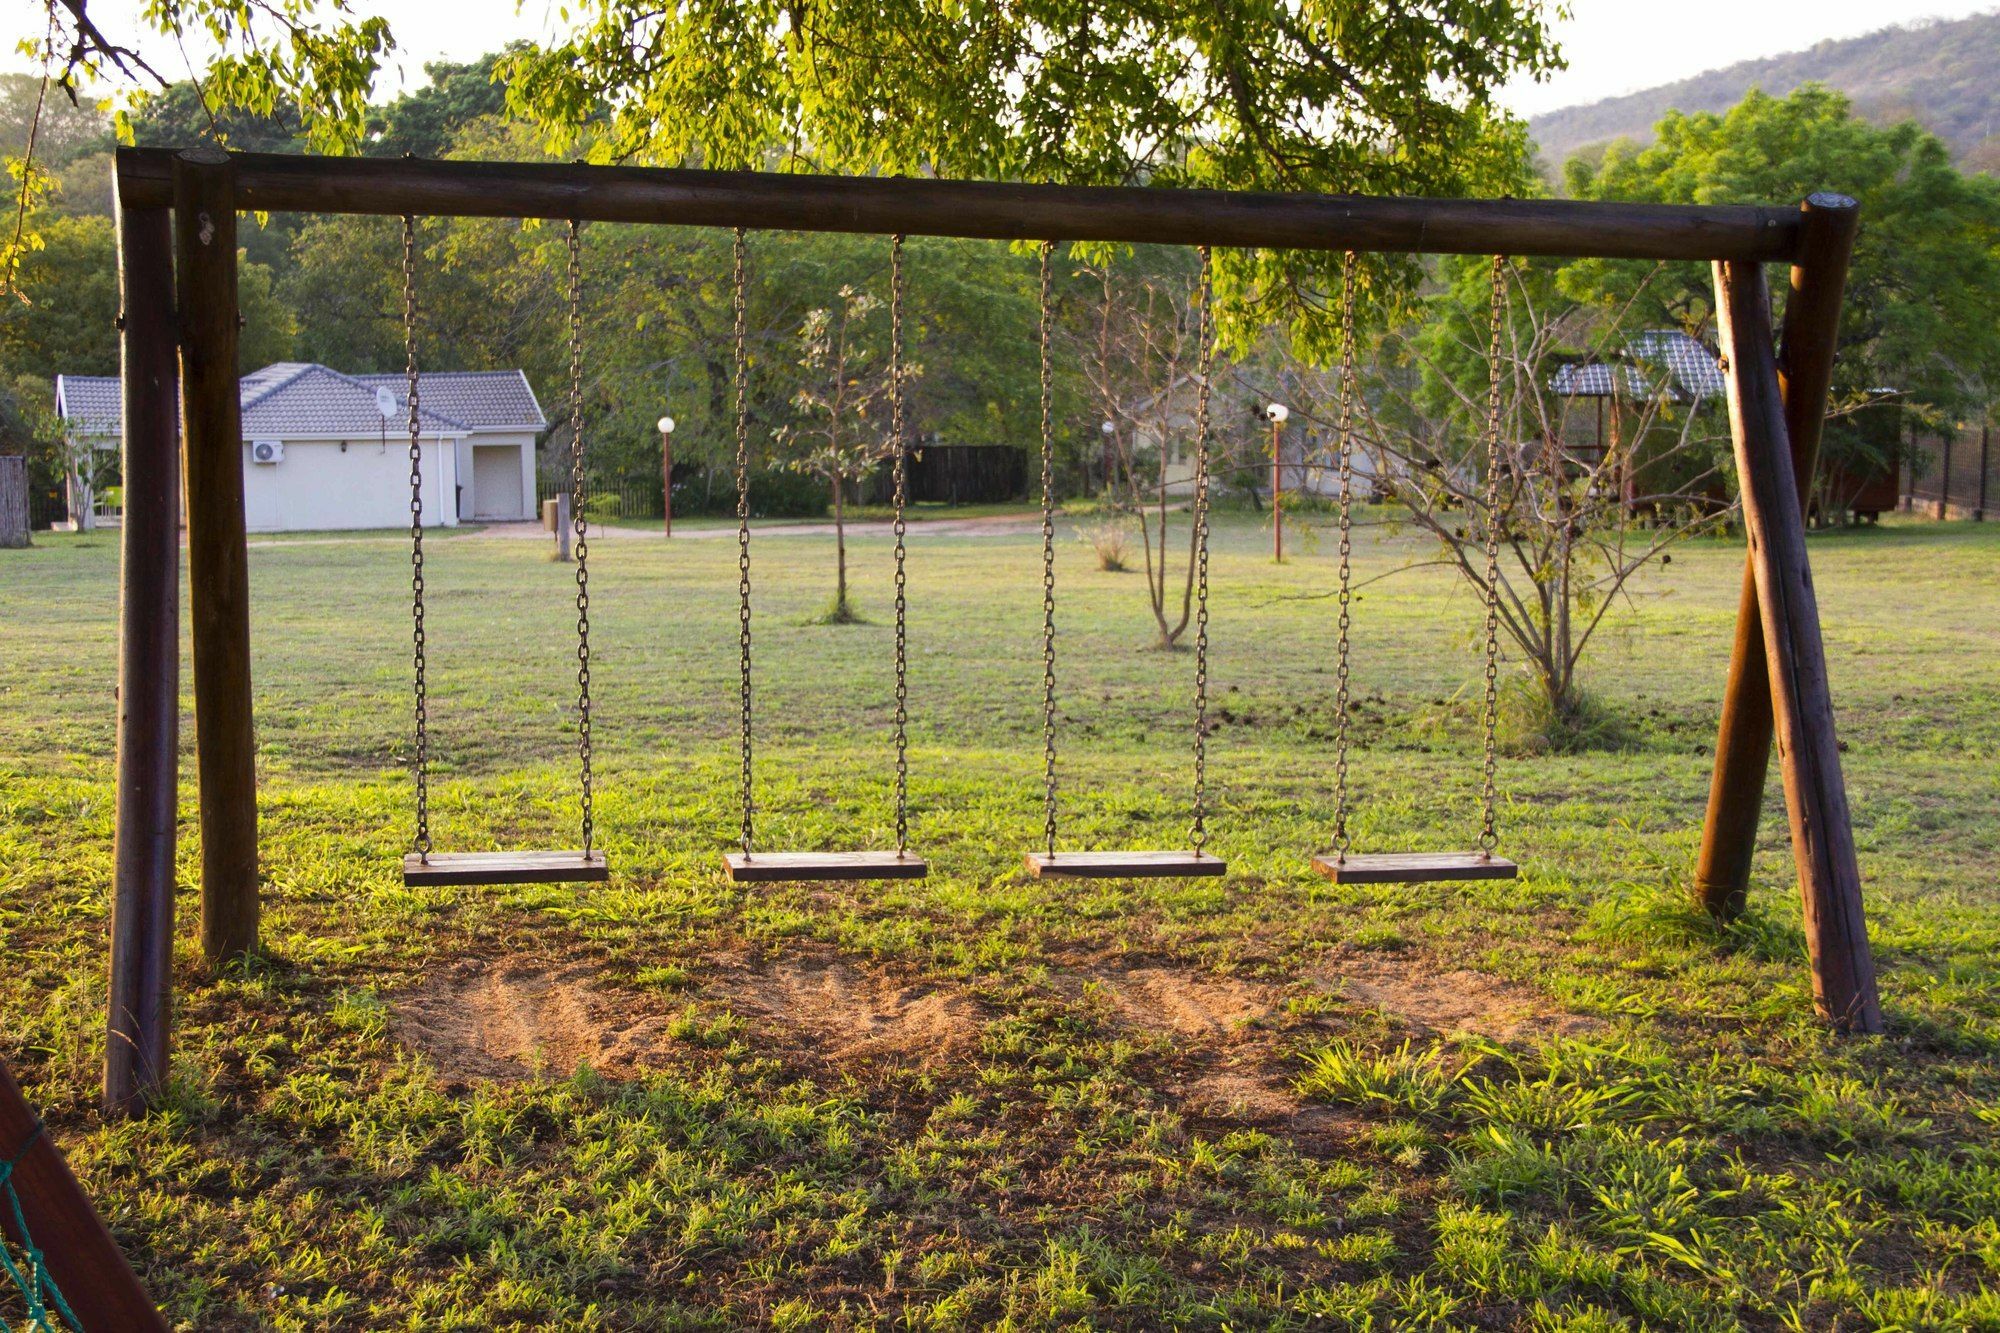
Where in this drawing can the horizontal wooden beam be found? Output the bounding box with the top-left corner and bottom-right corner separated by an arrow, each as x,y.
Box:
113,148 -> 1803,262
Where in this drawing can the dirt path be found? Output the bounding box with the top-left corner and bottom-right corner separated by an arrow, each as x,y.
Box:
469,511 -> 1043,542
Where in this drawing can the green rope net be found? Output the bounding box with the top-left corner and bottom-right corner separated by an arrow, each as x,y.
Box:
0,1122 -> 80,1332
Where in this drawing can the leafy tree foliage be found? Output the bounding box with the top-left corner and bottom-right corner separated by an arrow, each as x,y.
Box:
499,0 -> 1558,354
1563,86 -> 2000,428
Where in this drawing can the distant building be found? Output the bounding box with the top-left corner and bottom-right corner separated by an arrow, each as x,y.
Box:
55,362 -> 546,532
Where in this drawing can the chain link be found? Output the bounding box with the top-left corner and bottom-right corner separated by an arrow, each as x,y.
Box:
889,234 -> 911,855
1477,255 -> 1507,857
1330,250 -> 1358,859
1189,246 -> 1215,854
732,229 -> 755,856
403,214 -> 429,860
566,220 -> 594,856
1037,241 -> 1060,857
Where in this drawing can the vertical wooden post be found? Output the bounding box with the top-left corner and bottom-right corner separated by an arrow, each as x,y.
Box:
554,489 -> 573,562
0,454 -> 28,547
1694,194 -> 1858,919
106,200 -> 179,1115
1937,431 -> 1952,519
1977,425 -> 1989,521
175,148 -> 259,967
1714,257 -> 1882,1033
0,1058 -> 168,1330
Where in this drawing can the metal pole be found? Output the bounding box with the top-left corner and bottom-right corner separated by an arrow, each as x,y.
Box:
1271,419 -> 1283,562
660,420 -> 674,536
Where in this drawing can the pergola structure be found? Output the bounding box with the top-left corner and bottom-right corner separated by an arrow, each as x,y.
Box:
100,145 -> 1880,1117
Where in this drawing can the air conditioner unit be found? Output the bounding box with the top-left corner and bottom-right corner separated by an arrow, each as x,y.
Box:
251,440 -> 284,464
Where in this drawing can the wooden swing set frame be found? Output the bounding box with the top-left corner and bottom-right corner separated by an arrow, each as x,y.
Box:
99,145 -> 1881,1121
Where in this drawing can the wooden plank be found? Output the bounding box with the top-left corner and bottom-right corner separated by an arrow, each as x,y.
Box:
106,200 -> 179,1116
402,850 -> 610,887
1023,850 -> 1227,879
0,455 -> 26,547
1714,257 -> 1881,1033
1697,193 -> 1861,920
722,851 -> 929,883
175,147 -> 261,967
111,148 -> 1807,263
0,1057 -> 168,1331
1310,851 -> 1518,885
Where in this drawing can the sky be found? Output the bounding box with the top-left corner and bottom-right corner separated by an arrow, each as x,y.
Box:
7,0 -> 1997,118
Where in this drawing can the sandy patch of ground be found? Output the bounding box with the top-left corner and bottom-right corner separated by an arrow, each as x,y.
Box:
1314,952 -> 1598,1040
391,958 -> 674,1082
706,956 -> 983,1063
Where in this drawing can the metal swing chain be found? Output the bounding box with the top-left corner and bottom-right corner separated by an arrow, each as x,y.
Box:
1477,255 -> 1508,857
889,233 -> 911,855
566,219 -> 594,856
1037,240 -> 1059,857
732,228 -> 755,856
404,214 -> 430,859
1330,250 -> 1359,859
1189,245 -> 1216,854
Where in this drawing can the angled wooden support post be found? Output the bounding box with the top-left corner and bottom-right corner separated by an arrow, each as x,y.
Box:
175,148 -> 260,967
1,1058 -> 168,1329
1695,194 -> 1859,920
106,196 -> 179,1115
1713,254 -> 1882,1034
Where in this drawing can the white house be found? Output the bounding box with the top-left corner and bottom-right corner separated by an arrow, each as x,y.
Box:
55,362 -> 546,532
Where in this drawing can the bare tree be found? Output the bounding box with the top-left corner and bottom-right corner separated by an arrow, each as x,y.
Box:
1072,256 -> 1213,650
779,286 -> 916,623
1286,263 -> 1735,733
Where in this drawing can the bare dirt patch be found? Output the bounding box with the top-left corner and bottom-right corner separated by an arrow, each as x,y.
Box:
1313,952 -> 1597,1040
391,958 -> 673,1082
706,957 -> 983,1063
1082,965 -> 1282,1039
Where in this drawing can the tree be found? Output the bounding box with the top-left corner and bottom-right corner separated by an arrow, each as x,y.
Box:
779,286 -> 914,623
1289,256 -> 1734,737
1069,247 -> 1215,649
501,0 -> 1559,353
1561,86 -> 2000,512
364,51 -> 515,158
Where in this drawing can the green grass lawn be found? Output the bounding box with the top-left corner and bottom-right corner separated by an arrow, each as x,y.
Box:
2,510 -> 1997,1330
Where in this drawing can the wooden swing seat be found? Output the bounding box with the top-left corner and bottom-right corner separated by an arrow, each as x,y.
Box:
1310,851 -> 1517,885
1024,850 -> 1227,879
402,850 -> 610,887
723,850 -> 929,883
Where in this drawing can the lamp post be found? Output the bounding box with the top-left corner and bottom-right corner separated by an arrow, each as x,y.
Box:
1266,402 -> 1289,562
657,415 -> 676,537
1099,419 -> 1116,495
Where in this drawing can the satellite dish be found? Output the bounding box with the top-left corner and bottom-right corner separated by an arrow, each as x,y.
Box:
375,386 -> 398,419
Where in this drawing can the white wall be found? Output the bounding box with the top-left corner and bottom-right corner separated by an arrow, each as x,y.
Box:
242,435 -> 461,533
452,431 -> 538,521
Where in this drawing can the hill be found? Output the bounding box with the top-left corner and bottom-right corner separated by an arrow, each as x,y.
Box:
1528,10 -> 2000,170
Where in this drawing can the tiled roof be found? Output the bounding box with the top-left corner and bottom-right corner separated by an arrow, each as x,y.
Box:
240,363 -> 469,437
1548,362 -> 1652,398
353,370 -> 545,430
1548,331 -> 1725,402
54,375 -> 121,433
56,364 -> 545,437
1629,330 -> 1726,399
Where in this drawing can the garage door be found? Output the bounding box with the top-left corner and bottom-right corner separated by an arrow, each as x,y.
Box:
471,445 -> 524,520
